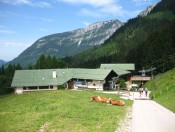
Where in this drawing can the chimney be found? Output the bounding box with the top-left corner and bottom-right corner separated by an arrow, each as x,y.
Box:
53,70 -> 57,79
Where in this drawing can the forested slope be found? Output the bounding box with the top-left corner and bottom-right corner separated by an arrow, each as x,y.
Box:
69,0 -> 175,73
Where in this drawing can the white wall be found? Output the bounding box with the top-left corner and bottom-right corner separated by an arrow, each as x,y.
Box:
88,80 -> 104,90
72,80 -> 105,90
53,85 -> 57,90
15,87 -> 23,94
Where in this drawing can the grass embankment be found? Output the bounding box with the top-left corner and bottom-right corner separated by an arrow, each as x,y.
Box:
144,68 -> 175,112
0,90 -> 132,132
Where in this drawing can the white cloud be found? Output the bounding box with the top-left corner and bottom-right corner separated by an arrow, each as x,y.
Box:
0,11 -> 26,19
133,0 -> 152,5
59,0 -> 136,19
38,28 -> 48,32
0,0 -> 31,5
39,18 -> 54,22
79,8 -> 102,17
0,29 -> 16,34
0,0 -> 51,8
0,11 -> 53,24
58,0 -> 115,7
99,4 -> 125,16
58,0 -> 120,16
29,1 -> 51,8
0,40 -> 30,47
0,26 -> 16,34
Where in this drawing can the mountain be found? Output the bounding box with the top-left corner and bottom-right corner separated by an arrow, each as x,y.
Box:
138,5 -> 155,17
0,59 -> 6,65
69,0 -> 175,73
9,19 -> 124,67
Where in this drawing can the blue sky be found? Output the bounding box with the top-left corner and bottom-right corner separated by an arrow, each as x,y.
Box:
0,0 -> 160,61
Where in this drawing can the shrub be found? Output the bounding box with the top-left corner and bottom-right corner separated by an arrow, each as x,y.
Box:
58,85 -> 66,90
119,79 -> 126,89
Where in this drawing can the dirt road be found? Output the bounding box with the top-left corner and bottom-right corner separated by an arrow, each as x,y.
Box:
131,99 -> 175,132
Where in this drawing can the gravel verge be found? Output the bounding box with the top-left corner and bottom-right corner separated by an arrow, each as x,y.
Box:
115,107 -> 132,132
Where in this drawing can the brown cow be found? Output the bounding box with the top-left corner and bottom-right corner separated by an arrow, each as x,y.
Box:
91,96 -> 111,103
109,99 -> 125,106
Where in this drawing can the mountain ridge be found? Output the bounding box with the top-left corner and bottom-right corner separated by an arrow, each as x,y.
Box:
0,59 -> 6,65
138,5 -> 155,17
10,19 -> 124,67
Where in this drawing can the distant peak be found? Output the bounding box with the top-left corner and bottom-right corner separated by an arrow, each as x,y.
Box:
0,59 -> 6,65
138,5 -> 156,17
84,19 -> 122,32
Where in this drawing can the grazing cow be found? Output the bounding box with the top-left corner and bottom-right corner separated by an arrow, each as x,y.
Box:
91,96 -> 111,103
109,99 -> 125,106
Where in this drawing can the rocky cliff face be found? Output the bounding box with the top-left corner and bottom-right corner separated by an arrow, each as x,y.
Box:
138,5 -> 155,17
10,19 -> 124,66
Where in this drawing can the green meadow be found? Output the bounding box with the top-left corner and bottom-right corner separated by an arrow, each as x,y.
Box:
0,90 -> 132,132
145,68 -> 175,112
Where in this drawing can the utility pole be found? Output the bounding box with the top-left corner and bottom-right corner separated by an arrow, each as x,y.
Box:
141,67 -> 145,77
147,66 -> 156,80
151,66 -> 154,80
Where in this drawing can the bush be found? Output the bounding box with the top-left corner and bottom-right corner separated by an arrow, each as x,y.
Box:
119,79 -> 126,89
58,85 -> 66,90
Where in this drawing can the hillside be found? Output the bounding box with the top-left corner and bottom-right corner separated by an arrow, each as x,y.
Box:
144,68 -> 175,112
69,0 -> 175,72
9,20 -> 123,67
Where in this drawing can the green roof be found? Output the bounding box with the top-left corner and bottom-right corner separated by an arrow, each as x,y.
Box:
70,68 -> 115,80
11,69 -> 70,87
11,68 -> 116,87
100,63 -> 135,76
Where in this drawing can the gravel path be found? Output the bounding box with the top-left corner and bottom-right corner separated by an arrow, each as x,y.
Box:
104,91 -> 175,132
131,95 -> 175,132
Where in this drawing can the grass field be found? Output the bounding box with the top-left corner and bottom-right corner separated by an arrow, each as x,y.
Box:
144,68 -> 175,112
0,90 -> 132,132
